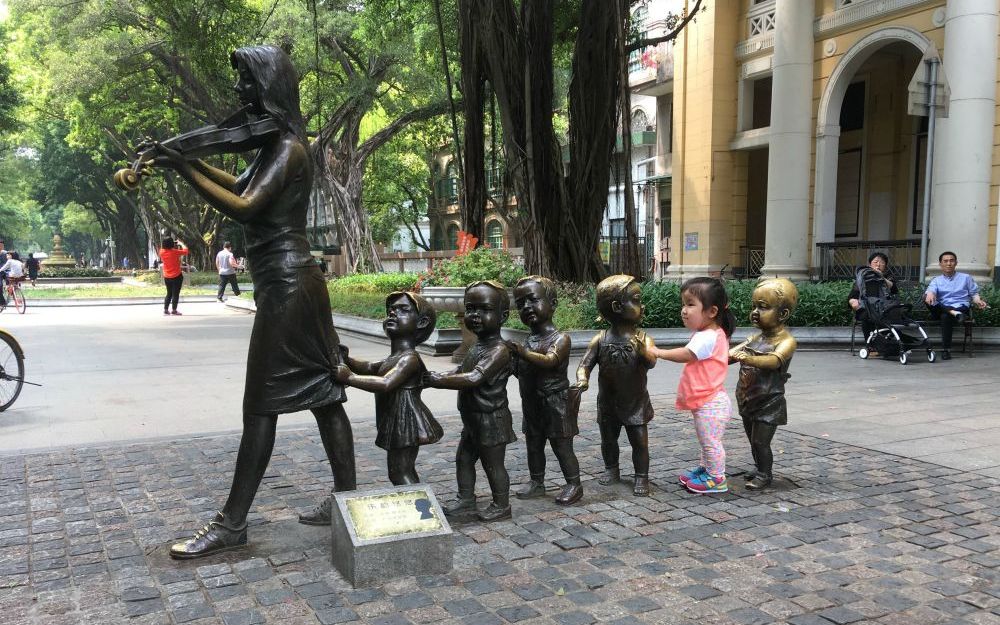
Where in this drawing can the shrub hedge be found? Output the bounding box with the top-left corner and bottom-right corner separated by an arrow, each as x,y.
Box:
418,248 -> 524,287
39,267 -> 113,278
325,273 -> 1000,329
133,270 -> 235,286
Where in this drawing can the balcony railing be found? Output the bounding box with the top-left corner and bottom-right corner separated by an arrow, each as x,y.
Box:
748,1 -> 776,38
615,131 -> 657,152
816,239 -> 923,281
736,246 -> 765,279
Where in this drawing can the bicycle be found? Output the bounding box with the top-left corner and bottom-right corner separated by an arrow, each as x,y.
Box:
0,328 -> 25,411
0,277 -> 26,314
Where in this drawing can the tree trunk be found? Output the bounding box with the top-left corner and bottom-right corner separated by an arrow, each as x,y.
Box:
461,0 -> 628,282
458,0 -> 487,240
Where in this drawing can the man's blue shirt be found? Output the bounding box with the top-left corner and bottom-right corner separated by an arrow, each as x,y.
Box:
926,271 -> 979,309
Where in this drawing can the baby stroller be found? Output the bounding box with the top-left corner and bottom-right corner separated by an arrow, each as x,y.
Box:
854,267 -> 935,365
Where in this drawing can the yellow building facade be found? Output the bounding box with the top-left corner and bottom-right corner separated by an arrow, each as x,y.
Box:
640,0 -> 1000,282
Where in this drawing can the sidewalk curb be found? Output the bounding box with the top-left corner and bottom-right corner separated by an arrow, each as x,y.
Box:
224,300 -> 1000,351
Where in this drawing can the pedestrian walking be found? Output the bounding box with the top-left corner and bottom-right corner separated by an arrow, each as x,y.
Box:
25,253 -> 40,286
215,241 -> 241,301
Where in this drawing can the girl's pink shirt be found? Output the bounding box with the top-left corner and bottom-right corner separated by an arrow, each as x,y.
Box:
675,327 -> 729,411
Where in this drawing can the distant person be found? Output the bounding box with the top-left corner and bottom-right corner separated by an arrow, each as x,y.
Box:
122,256 -> 130,270
25,253 -> 40,286
0,252 -> 26,307
924,251 -> 989,360
215,241 -> 241,301
848,252 -> 899,341
158,238 -> 188,316
0,251 -> 25,282
0,241 -> 8,306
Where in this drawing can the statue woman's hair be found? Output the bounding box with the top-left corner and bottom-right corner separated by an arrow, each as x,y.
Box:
230,45 -> 307,142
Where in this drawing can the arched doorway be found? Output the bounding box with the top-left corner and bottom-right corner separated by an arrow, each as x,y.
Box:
813,28 -> 931,270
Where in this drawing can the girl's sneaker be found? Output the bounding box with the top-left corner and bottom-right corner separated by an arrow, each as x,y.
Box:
678,466 -> 707,485
685,473 -> 728,494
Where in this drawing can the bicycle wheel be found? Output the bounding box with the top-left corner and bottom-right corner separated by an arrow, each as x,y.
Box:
13,286 -> 25,314
0,330 -> 24,411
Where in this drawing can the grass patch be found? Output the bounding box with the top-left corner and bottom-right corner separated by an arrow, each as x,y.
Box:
26,285 -> 218,298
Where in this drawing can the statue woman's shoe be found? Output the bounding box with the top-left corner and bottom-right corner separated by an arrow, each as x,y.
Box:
442,496 -> 477,518
745,474 -> 772,490
633,474 -> 650,497
743,469 -> 759,482
554,482 -> 583,506
169,513 -> 247,560
298,496 -> 332,526
598,466 -> 620,485
516,479 -> 546,499
477,502 -> 512,522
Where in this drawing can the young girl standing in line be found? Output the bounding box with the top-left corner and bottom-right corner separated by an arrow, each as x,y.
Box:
650,277 -> 736,494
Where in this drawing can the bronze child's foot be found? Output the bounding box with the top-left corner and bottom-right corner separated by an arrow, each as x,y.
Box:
743,469 -> 759,481
555,482 -> 583,506
745,474 -> 772,490
516,479 -> 547,499
298,496 -> 332,526
633,474 -> 650,497
598,466 -> 620,485
477,502 -> 512,522
170,513 -> 247,560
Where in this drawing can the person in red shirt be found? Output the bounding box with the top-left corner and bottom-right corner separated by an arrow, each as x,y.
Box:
159,237 -> 188,315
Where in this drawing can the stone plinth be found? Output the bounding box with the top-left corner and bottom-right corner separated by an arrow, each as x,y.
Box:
330,484 -> 453,587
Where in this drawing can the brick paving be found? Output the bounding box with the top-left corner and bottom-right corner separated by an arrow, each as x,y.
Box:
2,401 -> 1000,625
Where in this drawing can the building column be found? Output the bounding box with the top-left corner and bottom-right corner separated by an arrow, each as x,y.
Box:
760,0 -> 815,280
930,0 -> 998,280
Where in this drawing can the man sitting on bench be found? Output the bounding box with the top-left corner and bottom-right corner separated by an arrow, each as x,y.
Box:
924,251 -> 988,360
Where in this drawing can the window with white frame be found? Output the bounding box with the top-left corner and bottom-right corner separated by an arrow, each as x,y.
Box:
486,220 -> 504,249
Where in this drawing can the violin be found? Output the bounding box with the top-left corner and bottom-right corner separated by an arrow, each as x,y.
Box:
113,105 -> 281,191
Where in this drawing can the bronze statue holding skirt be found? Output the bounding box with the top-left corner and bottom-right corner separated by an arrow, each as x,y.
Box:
133,45 -> 356,558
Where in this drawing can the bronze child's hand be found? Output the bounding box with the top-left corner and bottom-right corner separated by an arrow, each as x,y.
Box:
334,364 -> 352,384
422,371 -> 442,387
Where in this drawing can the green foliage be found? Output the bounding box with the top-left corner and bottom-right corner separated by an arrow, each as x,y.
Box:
326,272 -> 458,328
38,267 -> 113,278
787,281 -> 854,327
974,286 -> 1000,326
0,24 -> 21,135
418,248 -> 525,287
327,272 -> 420,294
328,290 -> 392,321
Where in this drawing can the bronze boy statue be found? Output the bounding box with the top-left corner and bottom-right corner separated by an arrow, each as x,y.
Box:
424,281 -> 515,521
507,276 -> 583,506
576,275 -> 657,496
729,278 -> 799,490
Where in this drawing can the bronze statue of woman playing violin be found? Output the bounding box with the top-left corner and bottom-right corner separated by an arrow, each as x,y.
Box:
138,45 -> 356,559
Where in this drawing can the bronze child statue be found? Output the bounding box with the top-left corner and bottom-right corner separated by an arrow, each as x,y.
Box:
507,276 -> 583,506
729,278 -> 799,490
336,292 -> 442,485
576,275 -> 657,496
424,281 -> 515,521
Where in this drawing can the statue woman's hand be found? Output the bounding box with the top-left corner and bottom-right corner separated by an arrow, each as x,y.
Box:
140,141 -> 186,172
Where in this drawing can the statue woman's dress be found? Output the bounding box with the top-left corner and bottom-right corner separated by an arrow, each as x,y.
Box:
238,143 -> 345,414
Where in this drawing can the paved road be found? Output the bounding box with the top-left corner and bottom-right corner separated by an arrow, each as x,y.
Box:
3,303 -> 1000,625
1,303 -> 999,477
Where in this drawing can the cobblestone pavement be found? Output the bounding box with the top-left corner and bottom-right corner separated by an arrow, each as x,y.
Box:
3,399 -> 1000,625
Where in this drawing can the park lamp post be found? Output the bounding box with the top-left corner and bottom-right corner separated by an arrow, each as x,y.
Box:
907,43 -> 949,284
105,236 -> 116,270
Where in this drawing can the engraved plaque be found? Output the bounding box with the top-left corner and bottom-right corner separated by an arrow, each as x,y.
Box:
346,489 -> 443,540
